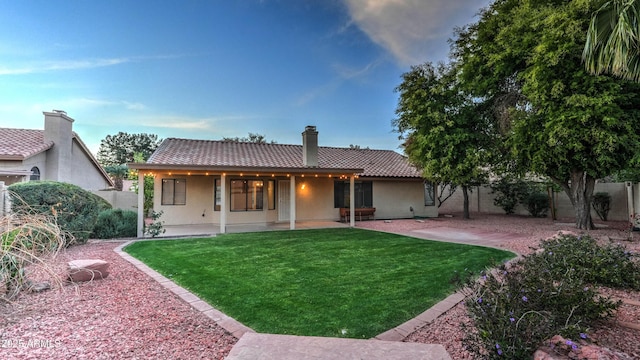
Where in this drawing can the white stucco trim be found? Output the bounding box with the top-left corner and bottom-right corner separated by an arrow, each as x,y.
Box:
220,173 -> 227,234
350,175 -> 355,228
290,175 -> 296,230
137,174 -> 144,238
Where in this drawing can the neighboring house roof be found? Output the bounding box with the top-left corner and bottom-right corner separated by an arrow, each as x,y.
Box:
0,128 -> 54,160
0,127 -> 114,186
138,138 -> 422,178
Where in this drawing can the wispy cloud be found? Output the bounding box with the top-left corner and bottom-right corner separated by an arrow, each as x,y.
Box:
332,58 -> 383,79
344,0 -> 489,65
138,114 -> 260,131
0,54 -> 185,76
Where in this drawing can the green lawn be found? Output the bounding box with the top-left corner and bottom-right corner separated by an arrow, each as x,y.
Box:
125,228 -> 514,338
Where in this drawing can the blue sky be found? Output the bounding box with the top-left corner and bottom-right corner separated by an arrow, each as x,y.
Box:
0,0 -> 490,154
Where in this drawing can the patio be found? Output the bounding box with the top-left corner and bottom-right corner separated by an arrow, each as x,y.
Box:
159,220 -> 350,238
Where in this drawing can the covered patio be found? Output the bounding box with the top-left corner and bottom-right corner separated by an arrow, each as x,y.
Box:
158,220 -> 350,238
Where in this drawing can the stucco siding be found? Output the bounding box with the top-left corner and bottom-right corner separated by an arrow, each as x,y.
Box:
438,182 -> 631,221
295,177 -> 337,221
372,179 -> 438,219
64,140 -> 111,190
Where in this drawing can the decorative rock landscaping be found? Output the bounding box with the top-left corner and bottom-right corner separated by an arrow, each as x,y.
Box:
67,259 -> 110,282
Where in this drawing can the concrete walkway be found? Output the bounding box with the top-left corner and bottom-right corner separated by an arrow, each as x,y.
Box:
115,225 -> 522,360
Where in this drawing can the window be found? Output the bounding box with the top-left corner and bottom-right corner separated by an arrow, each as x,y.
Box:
424,181 -> 436,206
162,178 -> 186,205
29,167 -> 40,181
267,180 -> 276,210
231,179 -> 264,211
334,181 -> 373,208
214,178 -> 221,211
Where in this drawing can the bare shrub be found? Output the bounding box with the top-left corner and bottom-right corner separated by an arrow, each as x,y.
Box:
1,213 -> 70,301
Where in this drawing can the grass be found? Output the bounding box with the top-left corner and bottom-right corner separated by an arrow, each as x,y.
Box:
125,228 -> 515,338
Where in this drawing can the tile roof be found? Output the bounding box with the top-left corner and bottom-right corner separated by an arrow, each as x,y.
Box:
0,128 -> 53,160
146,138 -> 422,178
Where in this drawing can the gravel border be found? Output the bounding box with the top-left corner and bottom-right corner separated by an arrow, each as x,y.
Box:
2,213 -> 639,359
356,213 -> 640,359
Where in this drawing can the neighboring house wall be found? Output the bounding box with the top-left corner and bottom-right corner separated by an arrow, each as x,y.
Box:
438,182 -> 630,221
66,139 -> 112,190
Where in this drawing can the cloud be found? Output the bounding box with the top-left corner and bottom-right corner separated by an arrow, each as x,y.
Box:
343,0 -> 489,65
0,58 -> 132,75
0,54 -> 186,76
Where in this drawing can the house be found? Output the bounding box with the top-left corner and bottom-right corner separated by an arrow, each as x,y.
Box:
0,111 -> 114,190
129,126 -> 437,236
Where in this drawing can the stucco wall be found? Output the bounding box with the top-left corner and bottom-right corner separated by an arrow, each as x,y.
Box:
372,179 -> 438,219
61,140 -> 111,190
94,190 -> 138,211
438,182 -> 631,221
150,174 -> 439,226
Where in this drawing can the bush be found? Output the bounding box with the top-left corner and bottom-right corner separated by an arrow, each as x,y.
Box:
91,209 -> 137,239
490,178 -> 530,214
1,214 -> 67,299
8,181 -> 111,245
591,192 -> 611,221
524,192 -> 549,217
459,234 -> 638,359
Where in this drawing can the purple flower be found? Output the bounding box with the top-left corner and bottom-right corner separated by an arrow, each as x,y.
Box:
580,333 -> 587,339
522,296 -> 528,302
495,344 -> 501,349
509,317 -> 515,323
537,289 -> 541,293
497,349 -> 503,355
496,343 -> 502,355
565,340 -> 573,346
477,298 -> 482,304
548,251 -> 553,255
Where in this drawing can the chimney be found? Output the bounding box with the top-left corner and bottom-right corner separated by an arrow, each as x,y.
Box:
302,125 -> 318,167
43,110 -> 74,181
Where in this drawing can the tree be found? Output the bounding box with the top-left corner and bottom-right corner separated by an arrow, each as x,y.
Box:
222,133 -> 276,144
583,0 -> 640,82
97,132 -> 162,167
128,153 -> 155,216
455,0 -> 640,229
394,62 -> 493,219
104,164 -> 128,191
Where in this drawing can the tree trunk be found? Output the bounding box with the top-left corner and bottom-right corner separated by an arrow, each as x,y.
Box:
564,170 -> 596,230
462,185 -> 470,219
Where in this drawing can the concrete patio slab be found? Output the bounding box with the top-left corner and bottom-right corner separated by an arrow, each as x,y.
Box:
225,333 -> 452,360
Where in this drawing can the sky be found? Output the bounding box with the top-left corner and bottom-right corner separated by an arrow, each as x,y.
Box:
0,0 -> 491,154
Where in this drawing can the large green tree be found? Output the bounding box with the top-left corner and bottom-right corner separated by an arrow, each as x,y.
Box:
394,62 -> 493,219
97,132 -> 162,167
455,0 -> 640,229
583,0 -> 640,82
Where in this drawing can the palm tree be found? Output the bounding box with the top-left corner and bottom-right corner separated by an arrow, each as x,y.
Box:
583,0 -> 640,82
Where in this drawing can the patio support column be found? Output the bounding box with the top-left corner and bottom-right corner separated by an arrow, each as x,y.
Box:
137,173 -> 144,237
290,175 -> 296,230
220,173 -> 227,234
350,175 -> 355,228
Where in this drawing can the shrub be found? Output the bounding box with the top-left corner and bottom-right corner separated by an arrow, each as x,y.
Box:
524,192 -> 549,217
1,214 -> 67,300
459,234 -> 637,359
144,210 -> 165,238
92,209 -> 137,239
591,192 -> 611,221
8,181 -> 111,245
490,178 -> 530,214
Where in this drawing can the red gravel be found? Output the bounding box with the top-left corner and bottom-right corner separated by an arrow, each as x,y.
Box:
1,242 -> 236,360
2,213 -> 639,359
356,213 -> 640,359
